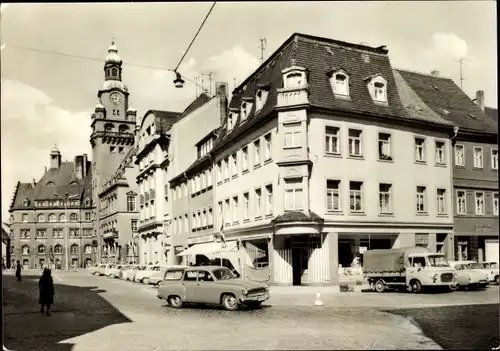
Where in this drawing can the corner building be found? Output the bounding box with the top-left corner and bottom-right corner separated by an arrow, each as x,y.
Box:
210,33 -> 455,286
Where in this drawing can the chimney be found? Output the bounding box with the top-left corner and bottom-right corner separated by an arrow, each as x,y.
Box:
82,154 -> 88,177
430,70 -> 440,77
475,90 -> 485,112
74,155 -> 84,180
215,81 -> 228,127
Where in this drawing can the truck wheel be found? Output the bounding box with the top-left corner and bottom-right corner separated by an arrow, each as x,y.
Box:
411,280 -> 423,293
168,295 -> 183,308
495,275 -> 499,285
222,294 -> 239,311
143,278 -> 150,285
374,280 -> 386,293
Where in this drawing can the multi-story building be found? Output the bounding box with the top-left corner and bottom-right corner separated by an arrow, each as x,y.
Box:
2,222 -> 12,268
90,41 -> 138,263
136,109 -> 181,265
397,70 -> 498,262
168,89 -> 225,265
99,146 -> 139,264
8,148 -> 94,269
206,33 -> 456,286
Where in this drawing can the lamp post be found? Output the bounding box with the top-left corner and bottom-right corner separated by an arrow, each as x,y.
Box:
54,192 -> 78,271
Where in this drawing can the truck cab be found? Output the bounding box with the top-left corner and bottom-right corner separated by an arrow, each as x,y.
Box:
404,252 -> 456,292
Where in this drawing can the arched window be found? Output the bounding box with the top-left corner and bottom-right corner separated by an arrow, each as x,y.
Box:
119,124 -> 129,133
104,123 -> 114,132
23,199 -> 29,207
70,244 -> 79,255
285,72 -> 304,88
22,245 -> 30,255
54,245 -> 63,254
37,214 -> 45,222
59,213 -> 66,222
48,213 -> 56,222
84,245 -> 93,254
38,245 -> 46,254
112,68 -> 118,77
70,213 -> 78,222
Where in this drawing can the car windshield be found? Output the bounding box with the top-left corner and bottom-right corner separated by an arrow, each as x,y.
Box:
212,267 -> 236,280
427,255 -> 450,267
466,263 -> 481,269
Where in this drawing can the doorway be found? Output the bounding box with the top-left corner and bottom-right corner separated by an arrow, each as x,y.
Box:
292,247 -> 307,286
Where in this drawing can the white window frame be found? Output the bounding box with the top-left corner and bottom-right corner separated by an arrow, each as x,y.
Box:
284,71 -> 306,89
255,188 -> 262,218
435,140 -> 446,165
491,149 -> 498,170
217,201 -> 223,226
255,90 -> 269,112
242,146 -> 249,171
22,214 -> 28,222
243,192 -> 250,220
378,183 -> 392,214
325,126 -> 340,155
473,147 -> 483,168
348,129 -> 363,157
284,178 -> 304,211
231,153 -> 238,177
416,186 -> 426,213
455,144 -> 465,166
224,157 -> 229,180
127,195 -> 136,212
283,122 -> 302,149
217,162 -> 222,183
475,191 -> 485,215
368,76 -> 388,103
232,196 -> 239,223
331,71 -> 349,96
326,180 -> 341,212
265,184 -> 273,216
437,189 -> 446,215
264,133 -> 272,161
349,181 -> 363,213
253,140 -> 261,166
415,138 -> 426,162
493,192 -> 499,216
456,190 -> 467,215
224,199 -> 230,224
378,132 -> 392,160
227,114 -> 233,131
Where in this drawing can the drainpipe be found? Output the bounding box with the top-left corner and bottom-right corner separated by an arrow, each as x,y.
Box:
450,126 -> 459,147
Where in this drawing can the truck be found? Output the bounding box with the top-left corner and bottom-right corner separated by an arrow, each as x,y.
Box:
362,247 -> 457,293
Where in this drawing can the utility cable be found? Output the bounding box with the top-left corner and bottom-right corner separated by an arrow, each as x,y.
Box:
173,2 -> 216,72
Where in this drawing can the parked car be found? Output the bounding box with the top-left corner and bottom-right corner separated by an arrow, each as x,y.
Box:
449,261 -> 489,290
103,264 -> 117,277
122,265 -> 140,281
88,264 -> 100,275
157,265 -> 270,311
130,265 -> 147,282
94,264 -> 107,276
478,261 -> 499,285
149,265 -> 188,286
135,265 -> 161,284
107,264 -> 128,279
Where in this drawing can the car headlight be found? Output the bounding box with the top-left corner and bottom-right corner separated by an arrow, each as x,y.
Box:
432,273 -> 438,280
453,272 -> 458,278
241,288 -> 248,295
468,276 -> 472,282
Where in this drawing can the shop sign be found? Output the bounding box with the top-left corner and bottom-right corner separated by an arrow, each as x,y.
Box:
473,223 -> 491,232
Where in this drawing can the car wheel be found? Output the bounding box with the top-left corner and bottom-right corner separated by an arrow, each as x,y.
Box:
495,275 -> 499,285
143,278 -> 150,285
449,283 -> 459,292
168,295 -> 183,309
222,294 -> 239,311
411,280 -> 422,293
374,280 -> 386,293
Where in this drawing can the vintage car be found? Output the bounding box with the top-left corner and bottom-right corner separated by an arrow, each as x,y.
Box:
122,265 -> 141,281
149,265 -> 188,286
449,261 -> 489,290
134,265 -> 159,284
93,264 -> 108,276
157,265 -> 270,311
479,261 -> 499,285
88,264 -> 100,275
107,264 -> 128,279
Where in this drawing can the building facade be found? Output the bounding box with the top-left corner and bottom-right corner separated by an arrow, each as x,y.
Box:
168,89 -> 226,264
2,222 -> 12,268
9,148 -> 94,269
90,42 -> 138,263
201,33 -> 458,286
136,109 -> 181,265
397,71 -> 499,263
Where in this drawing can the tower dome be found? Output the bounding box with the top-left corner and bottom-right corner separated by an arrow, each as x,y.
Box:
105,41 -> 122,65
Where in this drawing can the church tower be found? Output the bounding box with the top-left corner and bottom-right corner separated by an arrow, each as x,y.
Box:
90,41 -> 137,261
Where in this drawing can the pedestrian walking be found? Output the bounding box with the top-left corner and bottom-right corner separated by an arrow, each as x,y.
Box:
15,260 -> 22,281
38,268 -> 55,316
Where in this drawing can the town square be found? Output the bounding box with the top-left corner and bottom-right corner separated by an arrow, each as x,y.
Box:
1,2 -> 498,350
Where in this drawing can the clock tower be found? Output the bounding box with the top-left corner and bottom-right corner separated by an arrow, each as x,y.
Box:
90,41 -> 137,261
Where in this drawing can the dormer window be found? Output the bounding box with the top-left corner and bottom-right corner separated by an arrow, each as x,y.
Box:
285,73 -> 303,88
366,75 -> 388,104
227,114 -> 233,131
282,66 -> 307,89
22,199 -> 29,207
255,87 -> 270,112
241,102 -> 252,121
328,69 -> 350,97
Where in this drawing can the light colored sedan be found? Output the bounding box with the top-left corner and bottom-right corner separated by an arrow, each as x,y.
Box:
107,264 -> 129,279
134,265 -> 158,284
122,265 -> 140,281
449,261 -> 489,290
88,264 -> 100,275
149,265 -> 188,286
478,261 -> 499,285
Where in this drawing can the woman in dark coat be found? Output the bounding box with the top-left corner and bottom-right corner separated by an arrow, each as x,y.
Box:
39,268 -> 55,316
15,260 -> 22,281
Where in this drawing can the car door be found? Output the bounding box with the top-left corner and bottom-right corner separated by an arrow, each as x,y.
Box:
194,270 -> 219,304
182,270 -> 199,302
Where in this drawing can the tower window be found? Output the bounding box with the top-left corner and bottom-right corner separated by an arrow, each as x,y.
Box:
119,147 -> 124,153
112,68 -> 118,77
110,146 -> 116,153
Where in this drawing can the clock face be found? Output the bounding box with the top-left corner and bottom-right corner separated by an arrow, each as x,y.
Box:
109,92 -> 122,105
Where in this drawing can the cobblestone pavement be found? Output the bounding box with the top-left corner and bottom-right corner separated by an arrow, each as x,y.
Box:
3,271 -> 499,350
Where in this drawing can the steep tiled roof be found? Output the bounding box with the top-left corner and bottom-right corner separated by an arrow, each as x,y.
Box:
396,69 -> 498,134
485,107 -> 498,123
10,161 -> 92,211
213,32 -> 424,153
176,93 -> 212,123
150,110 -> 182,134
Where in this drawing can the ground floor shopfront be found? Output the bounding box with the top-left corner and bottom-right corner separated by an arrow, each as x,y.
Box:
180,221 -> 454,286
453,216 -> 499,263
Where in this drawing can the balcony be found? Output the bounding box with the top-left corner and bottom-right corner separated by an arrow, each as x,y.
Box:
277,86 -> 309,108
150,189 -> 156,199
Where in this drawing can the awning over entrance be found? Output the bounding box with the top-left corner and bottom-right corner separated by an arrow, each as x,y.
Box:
176,241 -> 237,257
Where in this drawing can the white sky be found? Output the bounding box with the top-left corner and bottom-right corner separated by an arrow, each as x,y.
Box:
0,2 -> 497,220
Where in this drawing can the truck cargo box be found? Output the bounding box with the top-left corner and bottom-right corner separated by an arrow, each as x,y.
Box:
362,247 -> 431,274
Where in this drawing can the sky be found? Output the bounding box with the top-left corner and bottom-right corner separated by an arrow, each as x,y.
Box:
0,1 -> 497,221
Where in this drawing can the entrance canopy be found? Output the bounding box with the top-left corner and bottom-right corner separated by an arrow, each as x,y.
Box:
176,241 -> 237,257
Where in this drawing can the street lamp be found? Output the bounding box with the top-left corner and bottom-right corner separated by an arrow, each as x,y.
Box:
54,192 -> 78,271
173,71 -> 185,88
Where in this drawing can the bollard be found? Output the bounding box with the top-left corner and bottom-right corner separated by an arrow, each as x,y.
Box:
314,292 -> 324,306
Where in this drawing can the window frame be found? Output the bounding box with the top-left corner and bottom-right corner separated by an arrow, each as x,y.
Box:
264,133 -> 272,161
127,195 -> 136,212
325,125 -> 341,155
474,191 -> 485,215
326,179 -> 341,212
414,137 -> 426,163
349,181 -> 363,213
493,192 -> 499,216
378,132 -> 392,160
378,183 -> 392,214
332,72 -> 349,96
253,139 -> 261,167
254,187 -> 262,218
348,129 -> 363,157
368,76 -> 388,103
491,149 -> 498,170
434,140 -> 446,165
454,144 -> 465,167
456,190 -> 467,215
436,188 -> 447,215
416,186 -> 427,214
284,178 -> 304,211
241,146 -> 249,172
473,146 -> 484,169
265,184 -> 273,216
283,122 -> 302,149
